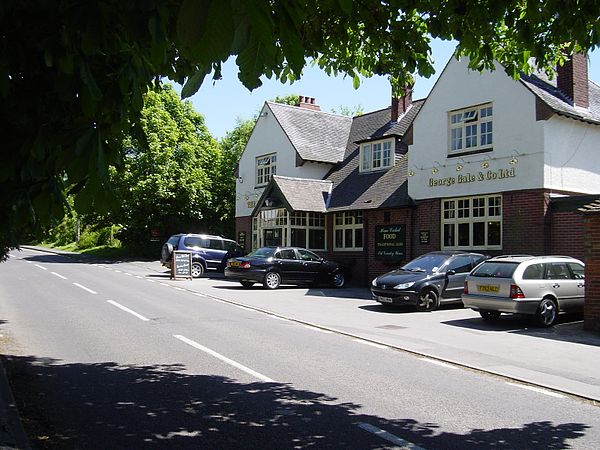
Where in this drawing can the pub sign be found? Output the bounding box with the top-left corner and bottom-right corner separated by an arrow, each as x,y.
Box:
375,225 -> 406,260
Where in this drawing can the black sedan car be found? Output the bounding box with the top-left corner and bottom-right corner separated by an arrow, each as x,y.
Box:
224,246 -> 345,289
370,251 -> 488,311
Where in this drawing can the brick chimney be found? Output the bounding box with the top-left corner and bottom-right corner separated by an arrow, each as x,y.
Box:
296,96 -> 321,111
391,86 -> 413,122
557,53 -> 589,108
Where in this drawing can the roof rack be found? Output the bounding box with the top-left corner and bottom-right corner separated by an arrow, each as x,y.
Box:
491,255 -> 534,259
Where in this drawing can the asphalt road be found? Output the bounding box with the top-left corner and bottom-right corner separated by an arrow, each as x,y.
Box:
0,248 -> 599,449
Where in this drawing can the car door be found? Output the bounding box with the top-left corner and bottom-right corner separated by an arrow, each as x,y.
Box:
273,249 -> 304,281
296,249 -> 323,282
443,255 -> 475,301
204,238 -> 225,269
567,262 -> 586,311
545,262 -> 580,311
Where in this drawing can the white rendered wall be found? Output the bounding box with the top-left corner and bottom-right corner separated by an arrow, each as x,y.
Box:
408,57 -> 545,200
235,103 -> 334,217
543,115 -> 600,194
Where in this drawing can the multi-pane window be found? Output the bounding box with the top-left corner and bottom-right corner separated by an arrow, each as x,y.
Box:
290,212 -> 325,250
449,104 -> 493,153
256,153 -> 277,186
360,140 -> 394,172
442,195 -> 501,250
334,211 -> 363,250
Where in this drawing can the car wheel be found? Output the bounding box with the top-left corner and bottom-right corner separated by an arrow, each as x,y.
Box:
191,262 -> 204,278
331,271 -> 345,288
240,281 -> 254,288
415,288 -> 439,312
161,243 -> 173,263
263,271 -> 281,289
535,297 -> 558,327
479,310 -> 501,321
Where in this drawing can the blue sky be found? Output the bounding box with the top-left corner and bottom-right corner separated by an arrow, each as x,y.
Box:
185,40 -> 600,139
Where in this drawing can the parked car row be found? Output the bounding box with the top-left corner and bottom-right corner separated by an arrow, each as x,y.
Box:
161,234 -> 585,327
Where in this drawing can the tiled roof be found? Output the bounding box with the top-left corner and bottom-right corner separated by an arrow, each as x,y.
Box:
272,175 -> 332,212
267,102 -> 352,164
520,73 -> 600,125
325,101 -> 423,211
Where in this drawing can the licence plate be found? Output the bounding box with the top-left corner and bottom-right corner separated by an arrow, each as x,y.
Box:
228,260 -> 241,267
477,285 -> 499,293
377,296 -> 393,303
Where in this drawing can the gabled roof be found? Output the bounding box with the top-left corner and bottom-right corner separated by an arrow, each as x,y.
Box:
325,101 -> 423,211
520,73 -> 600,125
267,102 -> 352,164
254,175 -> 332,214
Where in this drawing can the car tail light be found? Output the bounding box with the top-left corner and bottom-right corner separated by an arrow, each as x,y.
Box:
241,262 -> 251,269
510,284 -> 525,299
463,281 -> 469,295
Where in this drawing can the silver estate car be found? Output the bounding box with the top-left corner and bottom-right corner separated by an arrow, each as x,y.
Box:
462,255 -> 585,327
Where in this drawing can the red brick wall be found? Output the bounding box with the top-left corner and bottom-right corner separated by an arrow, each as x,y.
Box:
501,190 -> 548,255
412,199 -> 440,257
550,210 -> 585,261
583,214 -> 600,332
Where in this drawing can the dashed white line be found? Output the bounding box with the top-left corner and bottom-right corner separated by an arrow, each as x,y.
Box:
418,357 -> 458,370
174,335 -> 274,383
352,339 -> 388,349
146,279 -> 156,283
135,276 -> 143,279
114,270 -> 122,273
192,292 -> 206,297
124,272 -> 133,276
174,287 -> 186,291
72,282 -> 97,294
24,260 -> 32,264
34,264 -> 47,271
159,282 -> 171,287
358,422 -> 424,449
107,300 -> 150,321
268,314 -> 292,323
506,382 -> 566,398
51,272 -> 67,280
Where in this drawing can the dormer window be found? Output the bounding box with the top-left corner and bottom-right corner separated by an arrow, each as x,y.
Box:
449,103 -> 493,154
360,139 -> 394,172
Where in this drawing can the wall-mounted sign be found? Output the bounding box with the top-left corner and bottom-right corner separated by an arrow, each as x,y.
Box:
237,231 -> 247,251
420,230 -> 430,244
428,168 -> 516,188
171,251 -> 192,280
375,225 -> 406,260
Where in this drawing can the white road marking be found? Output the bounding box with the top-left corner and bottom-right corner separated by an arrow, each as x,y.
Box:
352,339 -> 388,349
114,270 -> 122,273
146,279 -> 156,283
232,304 -> 256,312
304,325 -> 333,334
24,260 -> 32,264
159,282 -> 171,287
192,292 -> 206,297
72,283 -> 97,294
135,276 -> 143,279
124,272 -> 133,276
358,422 -> 425,449
104,267 -> 113,270
268,314 -> 292,323
34,264 -> 47,271
506,382 -> 566,398
418,357 -> 458,370
174,287 -> 185,291
107,300 -> 150,321
51,272 -> 67,280
173,335 -> 274,383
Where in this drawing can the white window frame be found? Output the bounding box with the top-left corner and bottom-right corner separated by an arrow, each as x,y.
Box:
256,153 -> 277,186
441,194 -> 502,250
289,211 -> 326,250
360,139 -> 394,172
333,211 -> 364,250
448,103 -> 493,154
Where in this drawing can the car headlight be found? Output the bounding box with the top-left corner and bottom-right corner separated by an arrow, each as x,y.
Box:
371,278 -> 378,287
393,282 -> 415,290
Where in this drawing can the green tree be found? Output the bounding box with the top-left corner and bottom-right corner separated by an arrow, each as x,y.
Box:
112,85 -> 221,247
2,0 -> 599,259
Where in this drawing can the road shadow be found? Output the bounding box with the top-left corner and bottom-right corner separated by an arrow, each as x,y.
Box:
442,314 -> 600,347
358,303 -> 465,314
2,355 -> 589,449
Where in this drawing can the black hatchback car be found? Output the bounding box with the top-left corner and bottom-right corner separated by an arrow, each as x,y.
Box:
371,251 -> 488,311
224,246 -> 345,289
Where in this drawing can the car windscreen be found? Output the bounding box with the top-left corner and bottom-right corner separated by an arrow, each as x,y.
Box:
402,254 -> 451,273
470,261 -> 519,278
246,247 -> 275,258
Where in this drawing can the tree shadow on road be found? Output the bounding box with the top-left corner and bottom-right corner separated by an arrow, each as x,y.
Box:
2,355 -> 590,449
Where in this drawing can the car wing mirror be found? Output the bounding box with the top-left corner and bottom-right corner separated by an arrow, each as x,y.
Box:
446,269 -> 456,276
